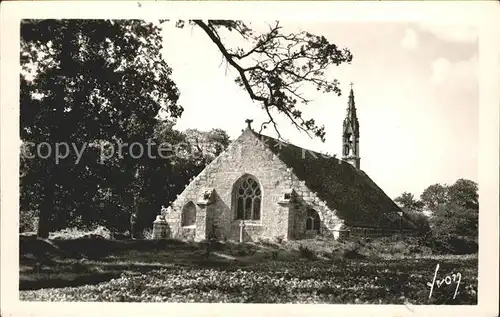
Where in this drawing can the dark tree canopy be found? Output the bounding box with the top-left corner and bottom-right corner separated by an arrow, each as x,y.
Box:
420,183 -> 450,212
416,179 -> 479,254
21,19 -> 182,236
182,128 -> 231,166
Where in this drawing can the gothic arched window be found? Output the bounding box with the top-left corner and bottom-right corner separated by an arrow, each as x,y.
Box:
306,209 -> 321,232
181,201 -> 196,227
233,175 -> 262,220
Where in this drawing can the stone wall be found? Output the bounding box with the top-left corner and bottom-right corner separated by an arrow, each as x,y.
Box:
161,128 -> 344,242
178,226 -> 196,241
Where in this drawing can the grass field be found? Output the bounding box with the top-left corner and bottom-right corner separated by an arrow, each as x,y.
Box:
19,236 -> 478,304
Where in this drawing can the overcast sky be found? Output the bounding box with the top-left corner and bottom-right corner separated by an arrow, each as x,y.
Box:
159,21 -> 478,200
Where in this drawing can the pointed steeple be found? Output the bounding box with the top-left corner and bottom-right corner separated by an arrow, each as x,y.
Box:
342,83 -> 361,169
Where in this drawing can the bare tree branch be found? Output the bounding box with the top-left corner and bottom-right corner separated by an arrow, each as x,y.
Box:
190,19 -> 352,142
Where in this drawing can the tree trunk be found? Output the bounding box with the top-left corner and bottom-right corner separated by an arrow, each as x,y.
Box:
37,210 -> 50,238
37,175 -> 54,238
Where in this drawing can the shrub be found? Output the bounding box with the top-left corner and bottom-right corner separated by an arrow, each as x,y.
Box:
235,243 -> 256,256
20,210 -> 39,233
263,250 -> 280,260
90,226 -> 113,239
405,210 -> 431,233
112,230 -> 131,240
298,245 -> 317,260
426,203 -> 478,254
388,241 -> 410,256
142,228 -> 153,240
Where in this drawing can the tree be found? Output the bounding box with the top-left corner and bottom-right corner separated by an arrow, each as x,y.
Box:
180,20 -> 352,141
420,179 -> 478,212
404,210 -> 431,234
420,184 -> 450,211
394,192 -> 424,212
133,123 -> 231,233
21,19 -> 353,237
448,178 -> 478,211
428,203 -> 478,254
183,128 -> 231,166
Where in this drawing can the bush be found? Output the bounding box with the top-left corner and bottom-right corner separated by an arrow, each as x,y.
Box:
298,245 -> 317,260
142,228 -> 153,240
388,241 -> 409,255
332,240 -> 365,259
273,235 -> 285,244
426,203 -> 478,254
49,226 -> 113,240
257,237 -> 276,248
329,235 -> 436,259
405,210 -> 431,233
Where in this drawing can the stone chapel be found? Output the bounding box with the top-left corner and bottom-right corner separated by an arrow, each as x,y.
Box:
152,87 -> 417,242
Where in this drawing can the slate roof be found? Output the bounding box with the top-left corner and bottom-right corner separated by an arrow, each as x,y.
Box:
253,131 -> 417,230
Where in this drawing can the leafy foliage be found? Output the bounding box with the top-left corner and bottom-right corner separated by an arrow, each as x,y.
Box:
393,179 -> 478,252
19,236 -> 477,304
49,226 -> 113,240
20,257 -> 477,304
404,210 -> 431,233
416,179 -> 479,254
21,19 -> 182,237
428,203 -> 478,254
298,245 -> 318,260
21,19 -> 353,237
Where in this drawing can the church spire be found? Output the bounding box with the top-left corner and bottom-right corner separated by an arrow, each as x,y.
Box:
342,83 -> 360,169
